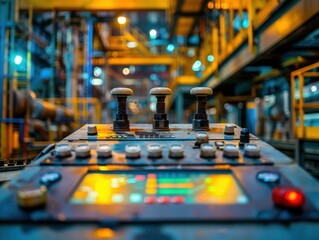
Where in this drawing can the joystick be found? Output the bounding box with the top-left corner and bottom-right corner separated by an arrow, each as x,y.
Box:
190,87 -> 213,131
150,87 -> 172,130
111,88 -> 133,131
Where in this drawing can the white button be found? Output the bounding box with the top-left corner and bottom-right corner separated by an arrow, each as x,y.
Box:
223,144 -> 239,158
55,144 -> 72,158
244,144 -> 261,158
224,123 -> 235,135
75,144 -> 91,158
169,144 -> 184,159
125,144 -> 141,159
147,144 -> 162,159
196,132 -> 209,145
200,143 -> 216,158
87,125 -> 98,135
97,144 -> 112,158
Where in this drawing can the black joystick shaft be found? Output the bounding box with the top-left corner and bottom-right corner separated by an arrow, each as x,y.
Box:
111,87 -> 133,131
150,87 -> 172,130
190,87 -> 213,131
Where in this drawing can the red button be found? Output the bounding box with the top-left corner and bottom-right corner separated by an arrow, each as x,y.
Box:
157,196 -> 170,204
171,196 -> 185,204
272,186 -> 305,208
144,196 -> 157,204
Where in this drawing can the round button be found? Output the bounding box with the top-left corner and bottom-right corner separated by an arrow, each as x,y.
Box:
40,172 -> 62,185
75,144 -> 91,158
224,123 -> 235,135
190,87 -> 213,95
223,144 -> 239,158
171,196 -> 185,204
200,143 -> 216,158
169,144 -> 184,159
110,87 -> 133,96
97,144 -> 112,158
87,125 -> 98,135
125,144 -> 141,159
196,132 -> 209,145
144,196 -> 157,204
257,171 -> 280,183
272,186 -> 305,208
55,144 -> 72,158
150,87 -> 172,95
240,128 -> 250,144
157,196 -> 170,204
244,144 -> 261,158
147,144 -> 162,159
17,185 -> 47,209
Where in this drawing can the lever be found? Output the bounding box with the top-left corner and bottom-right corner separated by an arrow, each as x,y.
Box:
190,87 -> 213,131
111,87 -> 133,131
150,87 -> 172,130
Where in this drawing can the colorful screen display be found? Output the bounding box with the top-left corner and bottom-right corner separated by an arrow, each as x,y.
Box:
70,172 -> 248,205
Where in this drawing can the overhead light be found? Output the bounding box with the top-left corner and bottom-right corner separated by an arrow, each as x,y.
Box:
166,44 -> 175,53
207,1 -> 214,9
14,55 -> 22,65
149,29 -> 157,39
187,48 -> 195,57
150,74 -> 157,81
93,67 -> 102,77
242,12 -> 249,29
192,60 -> 202,72
311,85 -> 318,92
122,68 -> 130,75
127,42 -> 137,48
129,65 -> 136,74
117,16 -> 127,25
91,78 -> 103,86
207,55 -> 215,62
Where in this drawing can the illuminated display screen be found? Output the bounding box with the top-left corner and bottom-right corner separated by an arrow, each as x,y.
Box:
70,172 -> 248,205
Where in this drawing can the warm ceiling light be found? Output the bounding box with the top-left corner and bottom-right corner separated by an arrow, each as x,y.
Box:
127,42 -> 137,48
122,68 -> 130,75
208,1 -> 214,9
117,16 -> 127,25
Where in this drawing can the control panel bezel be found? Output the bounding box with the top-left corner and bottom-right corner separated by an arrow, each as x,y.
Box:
0,165 -> 316,223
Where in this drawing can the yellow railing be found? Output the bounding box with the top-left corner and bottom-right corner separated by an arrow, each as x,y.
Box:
291,62 -> 319,140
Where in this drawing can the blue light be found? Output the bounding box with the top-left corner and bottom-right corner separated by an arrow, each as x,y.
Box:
192,60 -> 202,72
150,74 -> 157,81
207,55 -> 215,62
14,55 -> 22,65
166,44 -> 175,53
242,12 -> 249,29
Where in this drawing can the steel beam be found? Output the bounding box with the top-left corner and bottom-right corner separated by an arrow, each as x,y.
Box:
107,56 -> 174,65
19,0 -> 169,11
205,0 -> 319,90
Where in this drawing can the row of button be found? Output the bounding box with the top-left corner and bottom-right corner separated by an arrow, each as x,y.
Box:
55,142 -> 261,160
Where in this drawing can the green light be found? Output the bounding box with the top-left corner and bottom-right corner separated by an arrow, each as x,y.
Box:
205,178 -> 211,184
208,186 -> 215,192
158,178 -> 190,183
158,189 -> 190,195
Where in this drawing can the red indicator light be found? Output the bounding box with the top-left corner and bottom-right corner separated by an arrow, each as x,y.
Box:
157,196 -> 170,204
144,196 -> 157,204
135,175 -> 145,181
272,186 -> 305,208
147,174 -> 156,178
171,196 -> 185,204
